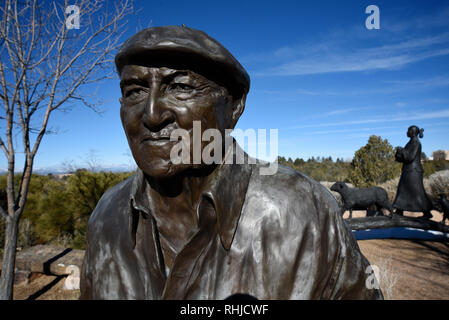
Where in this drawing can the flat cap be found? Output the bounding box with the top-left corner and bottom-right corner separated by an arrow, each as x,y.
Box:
115,26 -> 250,97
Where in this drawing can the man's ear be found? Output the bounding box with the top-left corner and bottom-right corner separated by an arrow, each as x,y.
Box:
230,93 -> 247,128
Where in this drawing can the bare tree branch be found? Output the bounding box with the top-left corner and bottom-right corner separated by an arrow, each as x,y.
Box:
0,136 -> 8,156
0,0 -> 135,300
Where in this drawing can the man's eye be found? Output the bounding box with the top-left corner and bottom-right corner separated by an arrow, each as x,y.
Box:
170,83 -> 195,92
124,87 -> 146,99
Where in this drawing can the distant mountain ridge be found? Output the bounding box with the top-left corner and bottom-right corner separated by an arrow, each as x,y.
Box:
0,163 -> 137,175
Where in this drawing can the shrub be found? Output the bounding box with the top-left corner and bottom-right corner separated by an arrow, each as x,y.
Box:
378,178 -> 400,204
0,170 -> 133,250
427,170 -> 449,199
349,135 -> 401,187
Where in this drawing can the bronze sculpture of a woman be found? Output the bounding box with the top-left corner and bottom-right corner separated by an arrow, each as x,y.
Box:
393,125 -> 433,219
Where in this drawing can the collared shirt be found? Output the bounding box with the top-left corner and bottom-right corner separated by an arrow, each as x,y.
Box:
80,146 -> 383,300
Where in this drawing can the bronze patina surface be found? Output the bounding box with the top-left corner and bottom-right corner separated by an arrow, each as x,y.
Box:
80,26 -> 383,300
393,126 -> 433,219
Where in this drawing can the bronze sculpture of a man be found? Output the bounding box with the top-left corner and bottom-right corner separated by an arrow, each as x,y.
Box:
80,26 -> 382,299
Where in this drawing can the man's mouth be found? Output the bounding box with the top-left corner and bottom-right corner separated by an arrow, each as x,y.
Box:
141,124 -> 179,143
140,134 -> 175,147
141,134 -> 171,142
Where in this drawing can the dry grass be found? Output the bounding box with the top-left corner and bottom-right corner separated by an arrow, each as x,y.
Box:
428,170 -> 449,198
378,178 -> 400,204
378,170 -> 449,203
369,253 -> 399,299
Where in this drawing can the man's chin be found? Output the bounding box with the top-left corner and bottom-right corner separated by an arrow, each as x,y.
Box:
137,159 -> 191,178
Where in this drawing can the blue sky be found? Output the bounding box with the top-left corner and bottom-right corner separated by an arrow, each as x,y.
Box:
3,0 -> 449,171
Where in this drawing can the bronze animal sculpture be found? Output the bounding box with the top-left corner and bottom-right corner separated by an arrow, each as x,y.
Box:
393,126 -> 433,219
434,194 -> 449,225
80,26 -> 382,300
330,182 -> 393,219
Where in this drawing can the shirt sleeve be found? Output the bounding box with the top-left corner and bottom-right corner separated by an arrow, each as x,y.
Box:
326,212 -> 384,300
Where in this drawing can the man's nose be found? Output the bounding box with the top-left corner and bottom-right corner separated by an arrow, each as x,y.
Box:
143,84 -> 173,131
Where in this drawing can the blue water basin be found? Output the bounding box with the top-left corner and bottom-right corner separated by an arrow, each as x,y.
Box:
353,227 -> 449,241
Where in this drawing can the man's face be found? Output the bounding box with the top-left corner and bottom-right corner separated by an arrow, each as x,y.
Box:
120,65 -> 236,178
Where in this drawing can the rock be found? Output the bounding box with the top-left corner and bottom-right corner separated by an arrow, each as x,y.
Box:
1,244 -> 85,276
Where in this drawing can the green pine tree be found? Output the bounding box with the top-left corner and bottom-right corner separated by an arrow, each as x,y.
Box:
349,135 -> 401,187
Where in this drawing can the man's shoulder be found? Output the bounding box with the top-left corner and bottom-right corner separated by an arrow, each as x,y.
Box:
87,174 -> 134,228
240,163 -> 346,246
248,163 -> 339,215
241,164 -> 378,299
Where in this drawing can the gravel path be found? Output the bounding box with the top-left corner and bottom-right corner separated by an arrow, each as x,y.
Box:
358,239 -> 449,299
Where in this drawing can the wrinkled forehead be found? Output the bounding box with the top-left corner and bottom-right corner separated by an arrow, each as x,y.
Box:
118,54 -> 237,97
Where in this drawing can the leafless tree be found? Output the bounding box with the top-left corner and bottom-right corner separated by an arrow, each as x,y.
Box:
0,0 -> 133,299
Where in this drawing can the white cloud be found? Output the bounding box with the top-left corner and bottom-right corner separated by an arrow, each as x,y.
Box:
385,76 -> 449,88
249,18 -> 449,77
290,109 -> 449,129
303,125 -> 399,135
257,45 -> 449,76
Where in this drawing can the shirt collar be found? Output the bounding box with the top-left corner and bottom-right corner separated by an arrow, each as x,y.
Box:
129,140 -> 253,251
